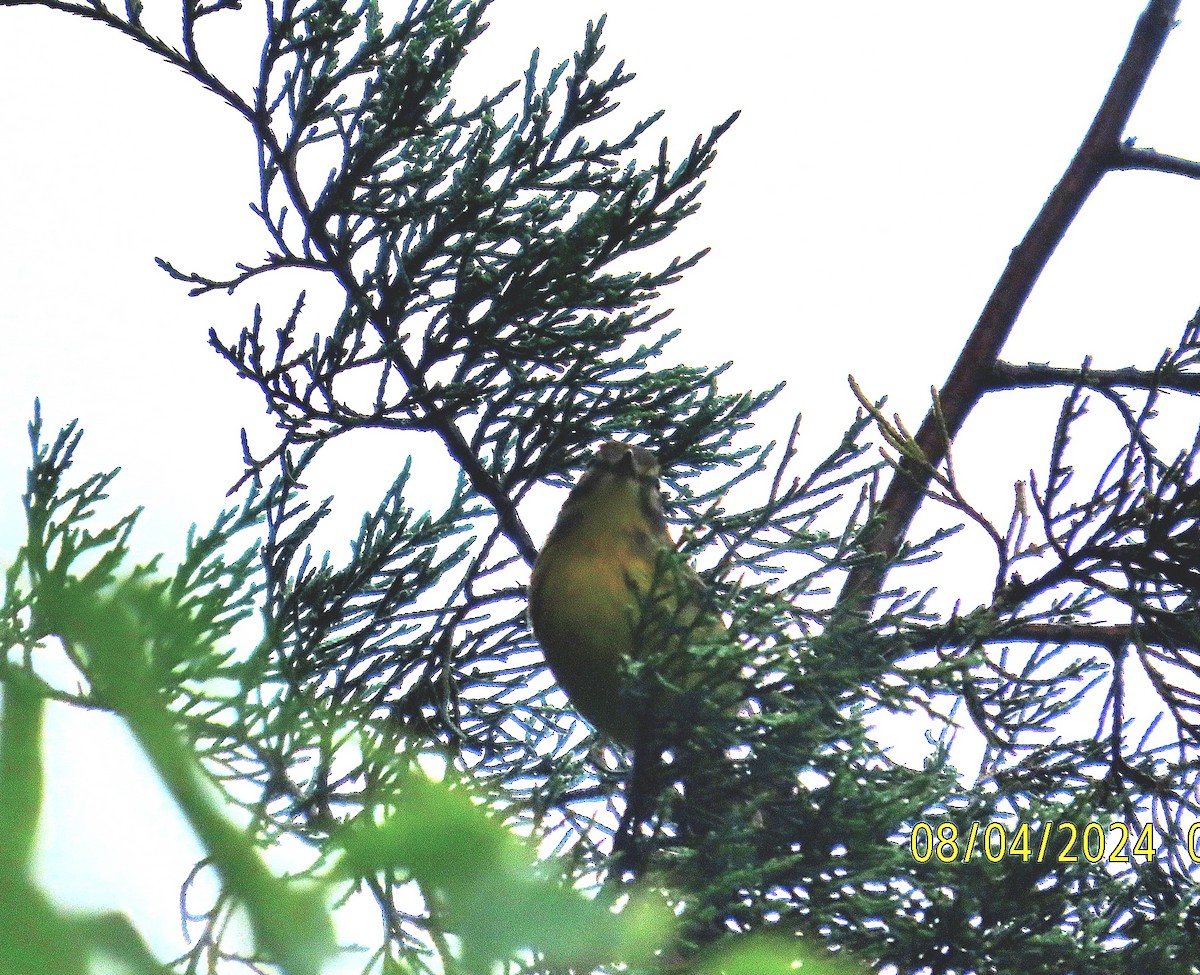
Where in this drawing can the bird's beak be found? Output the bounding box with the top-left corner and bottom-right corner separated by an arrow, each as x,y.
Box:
614,446 -> 638,477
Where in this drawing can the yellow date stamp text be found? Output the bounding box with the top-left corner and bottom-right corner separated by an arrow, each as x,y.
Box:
908,820 -> 1158,864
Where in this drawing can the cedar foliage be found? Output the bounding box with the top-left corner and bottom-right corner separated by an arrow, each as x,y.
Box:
2,1 -> 1200,972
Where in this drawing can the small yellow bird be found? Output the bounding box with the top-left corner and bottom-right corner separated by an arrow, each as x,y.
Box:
528,441 -> 723,746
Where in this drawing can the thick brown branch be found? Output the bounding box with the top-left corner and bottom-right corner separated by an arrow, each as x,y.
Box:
838,0 -> 1181,611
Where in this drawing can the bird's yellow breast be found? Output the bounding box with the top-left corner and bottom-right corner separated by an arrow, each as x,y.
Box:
529,474 -> 660,744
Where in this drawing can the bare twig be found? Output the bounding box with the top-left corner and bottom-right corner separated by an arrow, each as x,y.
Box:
989,359 -> 1200,395
1115,143 -> 1200,179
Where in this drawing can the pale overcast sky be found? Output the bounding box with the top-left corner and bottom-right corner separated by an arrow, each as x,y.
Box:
2,1 -> 1199,966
